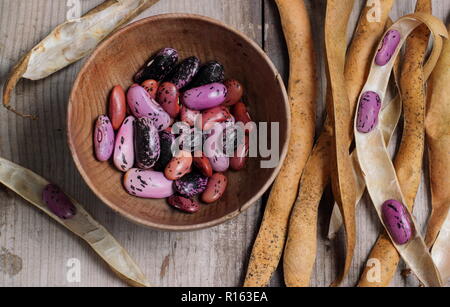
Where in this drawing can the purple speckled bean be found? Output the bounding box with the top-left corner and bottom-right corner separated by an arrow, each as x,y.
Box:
204,124 -> 229,172
124,169 -> 174,199
168,56 -> 200,90
42,184 -> 77,219
375,30 -> 401,66
167,195 -> 200,214
181,83 -> 227,111
113,116 -> 135,172
94,115 -> 115,161
174,172 -> 209,197
382,200 -> 414,245
356,91 -> 382,133
127,84 -> 171,131
135,117 -> 160,169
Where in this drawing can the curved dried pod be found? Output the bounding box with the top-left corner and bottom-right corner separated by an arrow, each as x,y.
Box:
359,1 -> 442,287
283,0 -> 395,287
428,24 -> 450,284
328,49 -> 402,240
432,212 -> 450,283
243,0 -> 316,287
2,0 -> 159,118
324,0 -> 359,287
354,13 -> 447,287
0,157 -> 150,287
425,24 -> 450,249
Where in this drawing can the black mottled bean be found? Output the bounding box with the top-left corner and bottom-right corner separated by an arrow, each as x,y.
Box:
134,117 -> 160,169
134,48 -> 179,83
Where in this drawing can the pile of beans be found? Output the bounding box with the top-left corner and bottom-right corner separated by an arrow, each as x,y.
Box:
93,48 -> 253,214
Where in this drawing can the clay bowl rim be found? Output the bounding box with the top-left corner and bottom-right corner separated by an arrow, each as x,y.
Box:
67,13 -> 291,232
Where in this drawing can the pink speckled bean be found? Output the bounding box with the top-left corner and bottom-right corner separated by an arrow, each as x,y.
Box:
382,200 -> 414,245
181,83 -> 227,111
204,124 -> 229,172
180,105 -> 201,127
94,115 -> 115,161
375,30 -> 401,66
124,169 -> 174,199
113,116 -> 135,172
127,84 -> 171,131
42,184 -> 77,219
356,91 -> 382,133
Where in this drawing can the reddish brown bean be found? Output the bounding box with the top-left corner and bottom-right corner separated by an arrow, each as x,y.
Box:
230,135 -> 249,171
223,79 -> 244,106
231,102 -> 252,126
164,150 -> 193,181
109,85 -> 126,130
141,79 -> 159,99
167,195 -> 200,214
180,105 -> 200,127
156,82 -> 181,118
193,151 -> 213,177
201,173 -> 228,204
201,106 -> 232,130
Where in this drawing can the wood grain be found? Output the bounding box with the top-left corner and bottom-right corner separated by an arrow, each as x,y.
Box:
0,0 -> 449,287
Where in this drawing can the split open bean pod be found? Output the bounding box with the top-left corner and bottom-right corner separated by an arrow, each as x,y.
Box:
0,157 -> 150,287
353,13 -> 448,287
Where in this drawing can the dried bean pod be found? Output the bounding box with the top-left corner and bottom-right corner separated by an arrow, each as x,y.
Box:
2,0 -> 160,119
0,157 -> 150,287
244,0 -> 315,287
283,0 -> 396,287
354,12 -> 448,287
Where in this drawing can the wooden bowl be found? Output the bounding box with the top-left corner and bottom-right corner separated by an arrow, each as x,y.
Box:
67,14 -> 290,231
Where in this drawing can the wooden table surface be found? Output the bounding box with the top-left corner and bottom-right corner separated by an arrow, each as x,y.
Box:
0,0 -> 449,287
